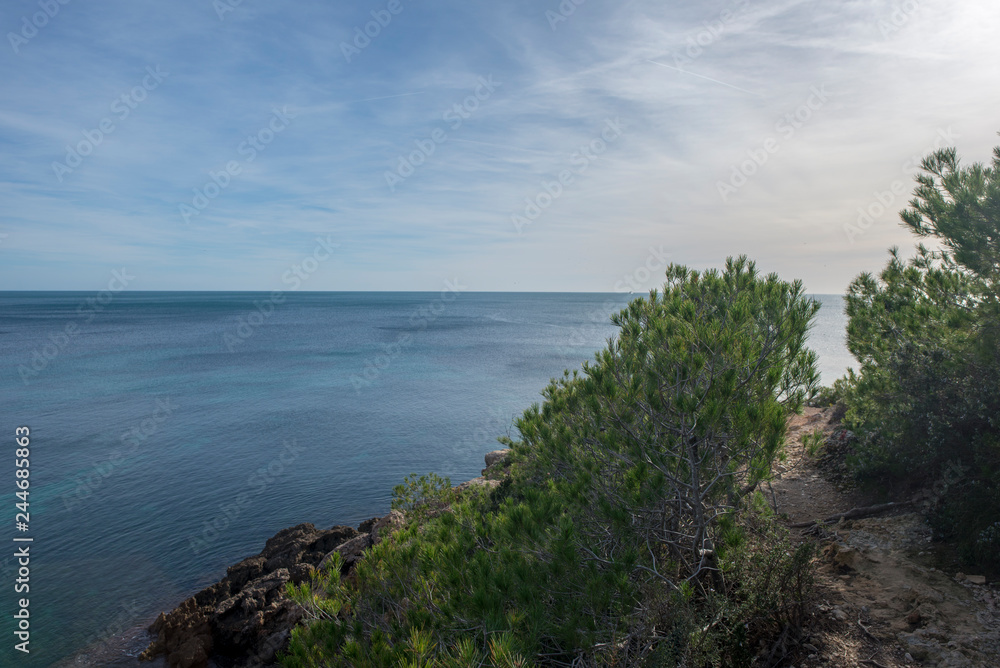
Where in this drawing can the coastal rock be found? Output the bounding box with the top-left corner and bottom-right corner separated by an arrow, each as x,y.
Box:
320,532 -> 372,571
214,569 -> 304,659
173,636 -> 210,668
357,516 -> 380,533
456,476 -> 501,492
482,449 -> 512,477
250,629 -> 292,668
484,448 -> 511,469
310,525 -> 358,554
372,510 -> 406,545
141,522 -> 363,668
288,563 -> 315,584
143,459 -> 506,667
315,511 -> 410,574
226,556 -> 266,589
140,597 -> 213,668
260,523 -> 357,571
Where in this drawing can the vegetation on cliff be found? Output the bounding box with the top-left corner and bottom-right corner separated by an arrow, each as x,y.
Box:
838,136 -> 1000,571
278,134 -> 999,666
282,257 -> 821,667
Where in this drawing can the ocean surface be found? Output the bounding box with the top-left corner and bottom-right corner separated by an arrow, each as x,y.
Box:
0,292 -> 852,666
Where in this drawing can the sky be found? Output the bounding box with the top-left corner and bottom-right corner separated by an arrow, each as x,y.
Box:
1,0 -> 998,293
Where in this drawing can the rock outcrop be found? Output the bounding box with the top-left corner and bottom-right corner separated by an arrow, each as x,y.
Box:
483,448 -> 511,470
140,451 -> 507,668
140,522 -> 362,668
317,510 -> 406,572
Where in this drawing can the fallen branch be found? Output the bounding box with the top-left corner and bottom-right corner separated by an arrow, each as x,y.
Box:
857,618 -> 879,643
789,501 -> 914,528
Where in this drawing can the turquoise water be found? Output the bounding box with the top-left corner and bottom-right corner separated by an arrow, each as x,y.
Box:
0,292 -> 850,666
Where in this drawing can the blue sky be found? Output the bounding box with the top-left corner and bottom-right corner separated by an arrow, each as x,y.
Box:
1,0 -> 998,292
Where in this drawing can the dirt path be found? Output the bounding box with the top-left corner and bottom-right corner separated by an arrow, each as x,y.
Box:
770,407 -> 1000,667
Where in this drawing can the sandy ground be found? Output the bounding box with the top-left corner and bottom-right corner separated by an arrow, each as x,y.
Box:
771,407 -> 1000,668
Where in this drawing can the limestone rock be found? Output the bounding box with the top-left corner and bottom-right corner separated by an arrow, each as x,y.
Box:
482,449 -> 512,477
371,509 -> 406,545
172,635 -> 210,668
357,516 -> 380,534
823,542 -> 858,570
141,521 -> 367,667
456,476 -> 501,492
139,597 -> 213,668
484,448 -> 511,468
320,532 -> 372,571
227,556 -> 266,589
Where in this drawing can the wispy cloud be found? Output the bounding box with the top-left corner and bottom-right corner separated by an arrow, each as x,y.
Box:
1,0 -> 998,292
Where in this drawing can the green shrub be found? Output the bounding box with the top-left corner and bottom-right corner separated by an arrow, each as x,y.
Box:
807,384 -> 842,408
929,477 -> 1000,570
391,472 -> 455,521
802,430 -> 825,458
841,137 -> 1000,570
281,256 -> 821,666
512,256 -> 819,594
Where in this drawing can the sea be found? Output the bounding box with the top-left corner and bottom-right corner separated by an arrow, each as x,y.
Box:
0,292 -> 853,666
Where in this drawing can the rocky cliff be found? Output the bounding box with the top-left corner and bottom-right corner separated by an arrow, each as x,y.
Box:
139,449 -> 511,668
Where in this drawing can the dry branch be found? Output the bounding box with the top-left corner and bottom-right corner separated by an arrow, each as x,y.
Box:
788,500 -> 914,528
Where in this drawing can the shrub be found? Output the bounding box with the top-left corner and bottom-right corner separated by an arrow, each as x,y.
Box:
802,430 -> 825,458
807,384 -> 842,408
841,137 -> 1000,570
391,472 -> 455,521
512,256 -> 819,595
282,256 -> 821,666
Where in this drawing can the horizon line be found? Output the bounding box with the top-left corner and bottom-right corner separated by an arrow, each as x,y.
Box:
0,289 -> 848,295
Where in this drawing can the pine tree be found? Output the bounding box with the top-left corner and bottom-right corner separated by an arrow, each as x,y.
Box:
843,133 -> 1000,569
